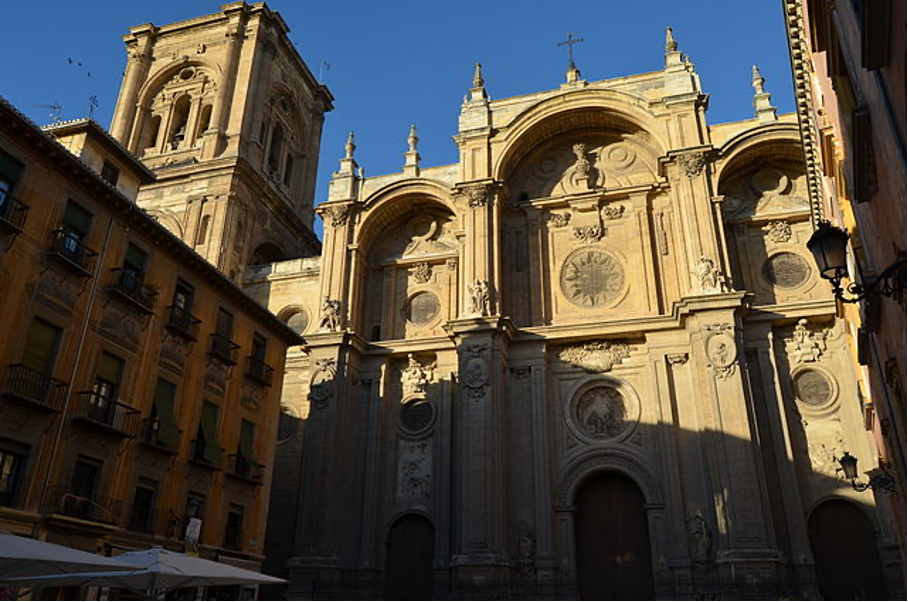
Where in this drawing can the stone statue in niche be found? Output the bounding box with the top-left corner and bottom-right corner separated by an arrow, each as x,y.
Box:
568,143 -> 594,191
687,511 -> 712,563
468,279 -> 491,316
694,256 -> 730,293
786,318 -> 828,363
517,520 -> 536,577
401,353 -> 435,397
317,297 -> 342,332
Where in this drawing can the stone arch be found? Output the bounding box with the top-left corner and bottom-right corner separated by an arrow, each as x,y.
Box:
493,89 -> 669,185
277,304 -> 310,336
556,447 -> 664,509
135,58 -> 219,109
145,209 -> 184,239
248,241 -> 289,265
714,122 -> 802,184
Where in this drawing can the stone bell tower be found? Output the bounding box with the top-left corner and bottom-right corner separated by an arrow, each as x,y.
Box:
110,1 -> 332,280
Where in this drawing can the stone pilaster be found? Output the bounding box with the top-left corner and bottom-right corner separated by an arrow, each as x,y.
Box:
455,181 -> 500,318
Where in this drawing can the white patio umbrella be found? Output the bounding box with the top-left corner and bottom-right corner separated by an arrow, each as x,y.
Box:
5,547 -> 286,592
0,532 -> 136,582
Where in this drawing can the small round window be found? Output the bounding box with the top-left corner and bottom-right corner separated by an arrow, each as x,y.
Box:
286,310 -> 309,335
400,399 -> 434,434
405,292 -> 440,325
763,252 -> 811,288
793,369 -> 833,407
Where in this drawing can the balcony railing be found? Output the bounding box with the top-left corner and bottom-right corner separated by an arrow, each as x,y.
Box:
140,417 -> 182,454
48,229 -> 97,275
209,332 -> 239,365
228,454 -> 265,482
244,356 -> 273,387
166,305 -> 201,340
1,364 -> 67,412
108,269 -> 157,313
70,392 -> 140,438
0,195 -> 29,232
42,485 -> 122,525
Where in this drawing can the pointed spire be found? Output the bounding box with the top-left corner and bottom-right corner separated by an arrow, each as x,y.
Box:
473,62 -> 484,89
329,131 -> 360,201
466,62 -> 489,103
665,27 -> 678,52
344,131 -> 355,160
403,123 -> 421,177
751,64 -> 778,123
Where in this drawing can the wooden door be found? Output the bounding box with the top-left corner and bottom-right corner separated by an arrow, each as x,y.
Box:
808,499 -> 887,599
575,472 -> 654,600
385,514 -> 434,600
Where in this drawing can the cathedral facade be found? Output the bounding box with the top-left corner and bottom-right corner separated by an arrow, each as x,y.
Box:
115,4 -> 902,599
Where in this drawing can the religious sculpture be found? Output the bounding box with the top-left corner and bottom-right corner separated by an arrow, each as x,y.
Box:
401,353 -> 435,397
695,256 -> 730,293
468,279 -> 491,316
317,297 -> 342,332
787,318 -> 827,363
568,142 -> 593,190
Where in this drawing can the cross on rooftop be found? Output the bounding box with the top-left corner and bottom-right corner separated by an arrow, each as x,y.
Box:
558,32 -> 585,66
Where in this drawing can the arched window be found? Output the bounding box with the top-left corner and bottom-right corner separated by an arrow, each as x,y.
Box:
267,124 -> 284,175
283,153 -> 294,186
169,96 -> 191,149
197,104 -> 212,137
195,215 -> 210,246
142,114 -> 162,154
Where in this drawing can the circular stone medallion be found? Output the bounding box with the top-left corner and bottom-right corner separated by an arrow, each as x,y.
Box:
405,291 -> 440,324
763,252 -> 811,288
560,249 -> 625,307
574,386 -> 627,440
400,399 -> 435,434
793,369 -> 833,406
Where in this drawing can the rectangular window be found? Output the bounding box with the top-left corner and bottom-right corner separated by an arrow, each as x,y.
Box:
0,441 -> 27,508
195,402 -> 220,464
123,243 -> 148,279
70,456 -> 102,500
251,333 -> 267,364
149,379 -> 179,449
0,149 -> 24,207
172,280 -> 195,312
283,154 -> 294,186
61,200 -> 93,241
128,478 -> 157,533
861,0 -> 892,69
216,308 -> 234,338
224,503 -> 244,550
239,420 -> 255,461
100,160 -> 120,187
90,352 -> 124,419
21,318 -> 62,375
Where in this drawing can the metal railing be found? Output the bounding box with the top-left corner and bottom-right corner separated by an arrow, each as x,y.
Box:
245,355 -> 274,386
70,392 -> 140,438
166,305 -> 201,339
48,229 -> 97,274
42,485 -> 122,525
108,268 -> 157,312
209,332 -> 239,365
140,417 -> 182,453
190,438 -> 222,467
1,364 -> 67,411
0,195 -> 29,232
228,454 -> 264,482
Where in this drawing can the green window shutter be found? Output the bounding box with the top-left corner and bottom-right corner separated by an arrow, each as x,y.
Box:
22,319 -> 61,374
124,244 -> 148,275
96,352 -> 123,385
201,402 -> 220,464
0,150 -> 23,188
62,201 -> 93,236
239,420 -> 255,460
153,379 -> 179,448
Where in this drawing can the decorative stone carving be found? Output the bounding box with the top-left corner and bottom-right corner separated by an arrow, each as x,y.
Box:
510,366 -> 532,380
445,257 -> 459,271
764,220 -> 792,243
401,353 -> 435,397
560,249 -> 624,307
677,151 -> 707,177
687,511 -> 713,563
404,291 -> 440,325
785,318 -> 828,363
806,428 -> 845,475
241,378 -> 265,409
666,353 -> 689,365
517,521 -> 536,577
704,323 -> 737,380
324,204 -> 351,227
558,340 -> 631,372
397,440 -> 431,505
600,204 -> 625,220
159,327 -> 192,374
97,302 -> 144,353
317,297 -> 342,332
792,369 -> 834,407
572,225 -> 605,244
411,262 -> 432,284
547,212 -> 571,228
763,252 -> 811,288
203,356 -> 230,397
656,213 -> 669,256
694,256 -> 730,293
463,343 -> 489,401
571,385 -> 628,440
467,279 -> 491,317
568,143 -> 594,190
459,184 -> 489,208
310,358 -> 337,410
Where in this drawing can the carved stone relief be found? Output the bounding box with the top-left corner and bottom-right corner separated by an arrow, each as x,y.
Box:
203,357 -> 230,397
558,340 -> 631,372
694,256 -> 730,293
547,212 -> 571,228
704,323 -> 737,380
310,358 -> 337,410
463,343 -> 489,401
324,204 -> 351,227
397,439 -> 432,506
764,220 -> 792,243
792,369 -> 835,408
572,225 -> 606,244
687,511 -> 713,564
401,353 -> 435,397
572,385 -> 628,440
677,151 -> 707,177
517,520 -> 536,577
159,327 -> 192,375
560,249 -> 624,307
467,280 -> 491,317
600,204 -> 625,221
410,262 -> 432,284
785,318 -> 829,363
317,297 -> 342,332
763,252 -> 811,289
241,378 -> 265,409
722,166 -> 810,220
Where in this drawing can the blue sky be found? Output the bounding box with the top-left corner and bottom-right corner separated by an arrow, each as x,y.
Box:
2,1 -> 793,235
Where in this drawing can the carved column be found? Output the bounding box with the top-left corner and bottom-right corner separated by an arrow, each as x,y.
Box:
209,7 -> 246,151
456,181 -> 500,318
113,27 -> 156,149
316,202 -> 355,333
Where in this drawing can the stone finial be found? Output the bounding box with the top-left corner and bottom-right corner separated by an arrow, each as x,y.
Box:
751,64 -> 778,123
473,62 -> 484,88
466,62 -> 489,103
404,124 -> 421,176
344,131 -> 355,160
665,27 -> 678,52
566,62 -> 582,84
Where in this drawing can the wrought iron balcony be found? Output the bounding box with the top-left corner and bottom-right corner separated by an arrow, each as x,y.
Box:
42,485 -> 122,525
228,454 -> 265,483
244,355 -> 273,387
0,195 -> 29,233
70,392 -> 140,438
209,332 -> 239,365
108,268 -> 157,313
165,305 -> 201,340
1,364 -> 67,412
139,417 -> 182,454
48,229 -> 97,275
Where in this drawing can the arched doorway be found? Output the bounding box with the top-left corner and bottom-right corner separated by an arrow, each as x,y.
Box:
385,514 -> 434,600
808,499 -> 887,599
574,471 -> 654,600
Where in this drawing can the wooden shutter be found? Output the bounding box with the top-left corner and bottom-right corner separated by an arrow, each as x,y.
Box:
0,150 -> 23,189
22,319 -> 61,374
153,379 -> 179,448
201,403 -> 220,463
239,420 -> 255,460
124,243 -> 148,275
62,201 -> 93,236
96,352 -> 123,385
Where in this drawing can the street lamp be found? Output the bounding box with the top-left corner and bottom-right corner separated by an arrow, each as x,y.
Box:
807,221 -> 906,303
836,451 -> 896,493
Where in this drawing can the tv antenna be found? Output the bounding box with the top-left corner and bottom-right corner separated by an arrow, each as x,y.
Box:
89,96 -> 99,119
319,61 -> 330,83
32,102 -> 63,124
